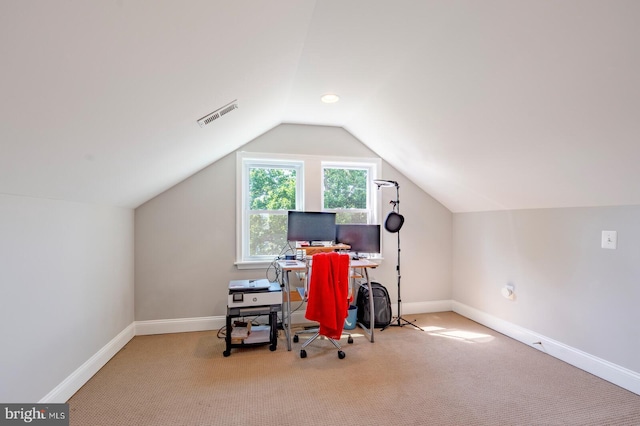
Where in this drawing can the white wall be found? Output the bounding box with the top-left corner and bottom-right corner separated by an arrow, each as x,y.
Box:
7,123 -> 636,400
134,124 -> 452,321
452,206 -> 640,373
0,194 -> 134,402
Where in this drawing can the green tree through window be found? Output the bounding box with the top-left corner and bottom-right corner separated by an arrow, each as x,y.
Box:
248,167 -> 296,256
249,168 -> 296,210
238,153 -> 379,264
324,167 -> 369,224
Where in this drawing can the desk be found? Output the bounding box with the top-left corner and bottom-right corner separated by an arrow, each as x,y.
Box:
276,258 -> 378,351
296,243 -> 350,257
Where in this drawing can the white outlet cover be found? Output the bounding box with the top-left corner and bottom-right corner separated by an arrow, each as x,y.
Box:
601,230 -> 617,249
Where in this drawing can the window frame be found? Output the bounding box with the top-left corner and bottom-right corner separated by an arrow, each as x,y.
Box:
321,161 -> 378,224
236,152 -> 381,269
237,153 -> 304,266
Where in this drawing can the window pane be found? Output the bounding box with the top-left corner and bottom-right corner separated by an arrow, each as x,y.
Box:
249,213 -> 288,256
323,168 -> 368,210
336,211 -> 368,224
238,153 -> 378,264
250,167 -> 296,210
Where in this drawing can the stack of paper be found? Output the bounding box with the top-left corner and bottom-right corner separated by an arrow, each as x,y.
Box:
243,325 -> 270,344
230,323 -> 251,343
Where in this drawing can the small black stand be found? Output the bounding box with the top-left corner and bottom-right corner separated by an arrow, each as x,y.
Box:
223,304 -> 280,357
374,180 -> 423,332
380,226 -> 423,331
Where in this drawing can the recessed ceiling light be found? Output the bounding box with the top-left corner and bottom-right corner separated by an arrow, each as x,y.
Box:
321,94 -> 340,103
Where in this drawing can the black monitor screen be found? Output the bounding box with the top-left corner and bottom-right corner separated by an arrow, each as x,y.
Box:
286,211 -> 337,242
335,224 -> 381,254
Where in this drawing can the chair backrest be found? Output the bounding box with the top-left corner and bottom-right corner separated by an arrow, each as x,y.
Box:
304,252 -> 350,339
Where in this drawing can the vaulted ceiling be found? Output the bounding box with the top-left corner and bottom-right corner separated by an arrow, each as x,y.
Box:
2,1 -> 639,212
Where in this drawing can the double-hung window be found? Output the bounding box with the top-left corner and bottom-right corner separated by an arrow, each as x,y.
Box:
237,152 -> 380,267
238,155 -> 303,264
322,162 -> 376,224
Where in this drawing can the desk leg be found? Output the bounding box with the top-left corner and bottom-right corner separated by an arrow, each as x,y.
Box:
356,268 -> 375,343
283,270 -> 292,351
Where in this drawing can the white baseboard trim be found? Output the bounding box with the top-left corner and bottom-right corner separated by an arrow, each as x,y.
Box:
400,300 -> 453,316
131,300 -> 455,337
135,316 -> 226,335
290,300 -> 453,325
451,301 -> 640,396
135,312 -> 315,335
291,310 -> 313,326
131,305 -> 455,335
39,323 -> 136,403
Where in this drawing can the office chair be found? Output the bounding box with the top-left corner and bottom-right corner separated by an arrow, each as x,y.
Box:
294,252 -> 352,359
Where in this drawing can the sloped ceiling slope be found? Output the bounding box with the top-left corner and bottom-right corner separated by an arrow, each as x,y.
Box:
2,1 -> 640,212
0,1 -> 316,207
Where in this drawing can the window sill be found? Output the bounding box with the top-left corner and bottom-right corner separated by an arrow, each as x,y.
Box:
235,260 -> 275,270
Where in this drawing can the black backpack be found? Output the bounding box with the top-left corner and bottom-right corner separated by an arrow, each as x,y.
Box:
356,282 -> 392,328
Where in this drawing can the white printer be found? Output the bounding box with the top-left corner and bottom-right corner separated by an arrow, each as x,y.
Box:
227,279 -> 282,308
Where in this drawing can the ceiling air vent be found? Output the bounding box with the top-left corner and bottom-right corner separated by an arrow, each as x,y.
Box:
197,100 -> 238,128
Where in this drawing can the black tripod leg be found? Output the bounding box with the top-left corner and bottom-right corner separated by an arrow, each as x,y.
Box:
381,315 -> 424,331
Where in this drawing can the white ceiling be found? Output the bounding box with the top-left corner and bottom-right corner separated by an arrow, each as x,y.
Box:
2,1 -> 640,212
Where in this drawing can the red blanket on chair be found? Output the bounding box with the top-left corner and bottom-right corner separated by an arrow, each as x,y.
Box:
304,252 -> 350,340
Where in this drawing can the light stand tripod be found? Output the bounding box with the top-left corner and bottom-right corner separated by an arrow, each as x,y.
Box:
373,179 -> 424,332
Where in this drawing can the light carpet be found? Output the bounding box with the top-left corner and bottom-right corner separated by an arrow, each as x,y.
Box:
68,312 -> 640,425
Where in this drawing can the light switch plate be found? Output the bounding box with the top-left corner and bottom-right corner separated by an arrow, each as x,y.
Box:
601,230 -> 617,249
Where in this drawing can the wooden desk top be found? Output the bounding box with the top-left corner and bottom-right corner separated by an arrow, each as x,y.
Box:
296,243 -> 350,256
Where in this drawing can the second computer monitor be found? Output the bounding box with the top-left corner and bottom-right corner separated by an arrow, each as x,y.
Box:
335,224 -> 381,255
286,211 -> 337,243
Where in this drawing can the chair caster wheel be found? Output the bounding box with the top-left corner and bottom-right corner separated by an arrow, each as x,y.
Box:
223,350 -> 230,357
293,335 -> 299,343
300,349 -> 307,358
338,351 -> 346,359
348,336 -> 353,344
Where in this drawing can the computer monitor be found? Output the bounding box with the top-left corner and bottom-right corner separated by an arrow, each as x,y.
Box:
335,224 -> 381,255
286,211 -> 337,243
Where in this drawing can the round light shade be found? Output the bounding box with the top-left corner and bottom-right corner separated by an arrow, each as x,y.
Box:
384,211 -> 404,233
321,93 -> 340,103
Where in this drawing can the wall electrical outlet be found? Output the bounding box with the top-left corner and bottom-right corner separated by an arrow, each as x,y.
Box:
501,285 -> 515,299
601,230 -> 617,249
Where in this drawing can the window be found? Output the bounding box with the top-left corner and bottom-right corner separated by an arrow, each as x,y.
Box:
322,164 -> 374,224
238,155 -> 303,263
237,152 -> 380,267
